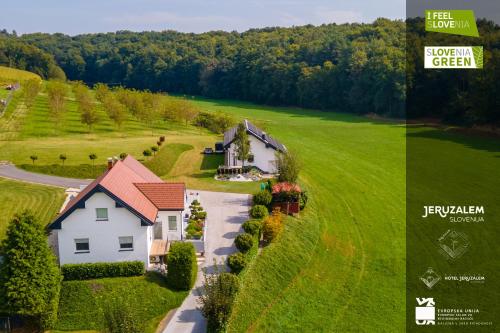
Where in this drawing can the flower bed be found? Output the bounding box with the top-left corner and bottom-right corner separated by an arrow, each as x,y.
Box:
185,199 -> 206,240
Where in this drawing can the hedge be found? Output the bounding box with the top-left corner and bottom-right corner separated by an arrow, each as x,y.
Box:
61,261 -> 145,280
166,242 -> 197,290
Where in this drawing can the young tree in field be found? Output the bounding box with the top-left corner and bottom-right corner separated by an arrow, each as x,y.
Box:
102,94 -> 127,130
72,81 -> 88,102
30,154 -> 38,164
94,83 -> 110,102
22,79 -> 41,109
199,264 -> 239,333
178,99 -> 199,126
59,153 -> 67,166
234,123 -> 251,169
276,150 -> 301,183
0,211 -> 61,329
89,153 -> 97,167
119,152 -> 128,160
140,92 -> 161,135
79,92 -> 99,132
151,146 -> 159,156
46,80 -> 67,128
142,149 -> 152,160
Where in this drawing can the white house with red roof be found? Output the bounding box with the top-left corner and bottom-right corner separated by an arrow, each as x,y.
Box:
49,155 -> 187,267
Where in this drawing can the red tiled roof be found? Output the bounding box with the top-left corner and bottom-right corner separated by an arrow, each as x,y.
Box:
53,155 -> 185,226
57,171 -> 109,218
135,183 -> 185,210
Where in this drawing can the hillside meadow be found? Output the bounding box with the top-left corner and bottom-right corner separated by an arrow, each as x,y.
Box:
1,70 -> 498,331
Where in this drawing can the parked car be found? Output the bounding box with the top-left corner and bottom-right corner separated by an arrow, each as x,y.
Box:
204,147 -> 214,154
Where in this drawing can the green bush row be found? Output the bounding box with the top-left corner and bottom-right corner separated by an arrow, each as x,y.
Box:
61,261 -> 145,280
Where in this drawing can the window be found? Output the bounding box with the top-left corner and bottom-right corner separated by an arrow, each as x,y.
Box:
75,238 -> 89,253
96,208 -> 108,221
247,154 -> 254,163
168,216 -> 177,231
119,236 -> 133,251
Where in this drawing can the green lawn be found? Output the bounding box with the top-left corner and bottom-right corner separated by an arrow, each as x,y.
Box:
2,74 -> 497,332
54,272 -> 187,332
0,178 -> 65,239
188,99 -> 407,332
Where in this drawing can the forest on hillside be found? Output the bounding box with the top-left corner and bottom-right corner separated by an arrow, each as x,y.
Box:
0,18 -> 499,125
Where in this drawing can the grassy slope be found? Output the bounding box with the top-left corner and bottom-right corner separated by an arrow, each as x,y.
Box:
0,178 -> 65,238
0,81 -> 259,193
190,98 -> 406,332
55,273 -> 187,332
0,65 -> 41,83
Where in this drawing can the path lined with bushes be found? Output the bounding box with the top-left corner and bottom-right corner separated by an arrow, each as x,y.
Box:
163,190 -> 250,333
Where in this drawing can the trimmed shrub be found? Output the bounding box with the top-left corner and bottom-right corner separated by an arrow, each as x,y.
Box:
166,242 -> 197,290
253,190 -> 272,207
227,252 -> 246,274
262,210 -> 284,243
195,211 -> 207,220
242,219 -> 262,236
234,233 -> 253,253
250,205 -> 268,219
61,261 -> 144,280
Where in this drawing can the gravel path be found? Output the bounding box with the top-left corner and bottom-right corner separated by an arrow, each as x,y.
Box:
0,162 -> 92,188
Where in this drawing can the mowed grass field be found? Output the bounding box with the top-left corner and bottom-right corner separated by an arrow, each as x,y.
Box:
189,98 -> 406,332
0,178 -> 65,238
3,72 -> 497,331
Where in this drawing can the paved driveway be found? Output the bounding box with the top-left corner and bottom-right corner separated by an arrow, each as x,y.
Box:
0,162 -> 92,188
163,190 -> 251,333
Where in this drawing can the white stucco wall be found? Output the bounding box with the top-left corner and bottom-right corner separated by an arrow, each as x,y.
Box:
156,210 -> 184,241
56,192 -> 152,267
228,136 -> 278,173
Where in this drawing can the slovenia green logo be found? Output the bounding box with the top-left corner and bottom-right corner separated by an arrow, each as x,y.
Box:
425,47 -> 483,69
425,10 -> 479,37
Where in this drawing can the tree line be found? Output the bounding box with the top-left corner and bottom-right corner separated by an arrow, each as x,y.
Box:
2,20 -> 406,117
2,19 -> 499,125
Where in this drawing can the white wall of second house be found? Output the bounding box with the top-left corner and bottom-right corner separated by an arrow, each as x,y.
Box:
56,192 -> 150,267
228,136 -> 278,173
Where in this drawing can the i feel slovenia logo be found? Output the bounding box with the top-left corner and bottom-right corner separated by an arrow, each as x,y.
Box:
425,46 -> 483,69
425,10 -> 479,37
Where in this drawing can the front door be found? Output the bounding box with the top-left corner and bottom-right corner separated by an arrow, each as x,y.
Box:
153,221 -> 163,240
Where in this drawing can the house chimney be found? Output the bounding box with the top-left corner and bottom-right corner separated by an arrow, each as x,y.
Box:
107,158 -> 113,170
112,156 -> 119,165
261,132 -> 267,140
